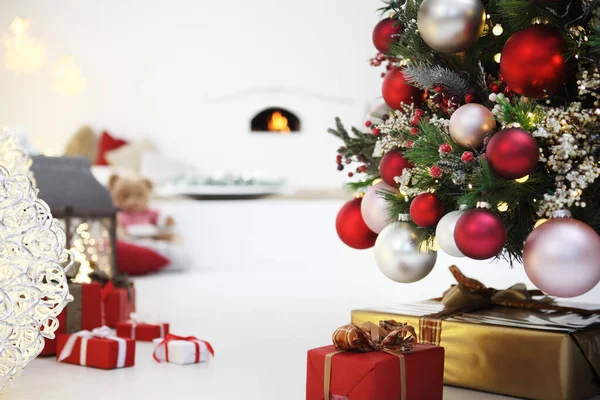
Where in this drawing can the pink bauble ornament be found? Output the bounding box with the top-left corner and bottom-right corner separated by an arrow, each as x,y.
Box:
523,217 -> 600,297
361,181 -> 399,234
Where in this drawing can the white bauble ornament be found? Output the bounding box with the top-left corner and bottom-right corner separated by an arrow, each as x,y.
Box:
417,0 -> 486,54
374,222 -> 437,283
436,210 -> 465,257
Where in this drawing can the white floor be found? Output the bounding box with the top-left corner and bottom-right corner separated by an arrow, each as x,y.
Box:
7,198 -> 600,399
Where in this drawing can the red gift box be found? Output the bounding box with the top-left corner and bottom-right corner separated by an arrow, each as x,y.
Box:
116,320 -> 169,342
102,281 -> 136,328
56,328 -> 135,369
306,344 -> 444,400
40,282 -> 103,356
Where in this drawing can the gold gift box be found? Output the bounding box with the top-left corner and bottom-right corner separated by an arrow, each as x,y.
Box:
352,299 -> 600,400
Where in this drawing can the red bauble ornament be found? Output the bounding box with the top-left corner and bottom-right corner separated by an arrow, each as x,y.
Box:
500,25 -> 567,98
373,18 -> 403,54
486,128 -> 539,179
382,68 -> 425,110
379,149 -> 413,186
454,207 -> 506,260
336,198 -> 378,249
410,193 -> 444,228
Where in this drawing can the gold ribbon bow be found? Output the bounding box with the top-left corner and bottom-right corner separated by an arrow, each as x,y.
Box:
324,321 -> 416,400
419,266 -> 600,346
440,266 -> 599,315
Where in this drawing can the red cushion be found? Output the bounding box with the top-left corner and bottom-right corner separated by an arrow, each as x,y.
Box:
96,131 -> 128,165
117,241 -> 169,276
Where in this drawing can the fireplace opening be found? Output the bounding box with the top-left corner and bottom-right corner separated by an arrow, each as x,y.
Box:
251,107 -> 300,134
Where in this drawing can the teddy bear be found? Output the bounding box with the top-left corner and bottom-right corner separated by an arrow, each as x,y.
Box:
108,174 -> 175,241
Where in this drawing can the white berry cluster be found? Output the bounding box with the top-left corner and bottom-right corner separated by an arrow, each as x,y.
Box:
535,103 -> 600,216
373,104 -> 416,157
576,63 -> 600,105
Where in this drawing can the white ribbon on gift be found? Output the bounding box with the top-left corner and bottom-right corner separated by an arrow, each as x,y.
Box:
58,326 -> 127,368
128,313 -> 165,339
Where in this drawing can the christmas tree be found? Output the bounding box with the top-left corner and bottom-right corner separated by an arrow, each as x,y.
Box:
331,0 -> 600,297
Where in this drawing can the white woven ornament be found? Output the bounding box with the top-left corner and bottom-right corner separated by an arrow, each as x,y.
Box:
0,127 -> 71,391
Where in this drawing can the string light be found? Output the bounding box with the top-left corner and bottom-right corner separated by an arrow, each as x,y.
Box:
492,24 -> 503,36
515,175 -> 529,183
4,17 -> 46,73
494,53 -> 501,63
497,202 -> 509,212
534,218 -> 548,228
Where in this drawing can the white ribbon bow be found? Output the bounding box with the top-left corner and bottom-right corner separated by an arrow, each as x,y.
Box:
128,313 -> 165,339
58,326 -> 127,368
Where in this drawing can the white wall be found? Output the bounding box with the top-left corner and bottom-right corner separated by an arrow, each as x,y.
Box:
0,0 -> 384,188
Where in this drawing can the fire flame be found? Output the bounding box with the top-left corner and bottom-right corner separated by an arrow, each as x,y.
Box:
268,111 -> 291,134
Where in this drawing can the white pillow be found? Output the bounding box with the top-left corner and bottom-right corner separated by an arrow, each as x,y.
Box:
140,151 -> 189,185
105,138 -> 157,174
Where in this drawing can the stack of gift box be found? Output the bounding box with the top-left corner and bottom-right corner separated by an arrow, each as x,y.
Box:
306,266 -> 600,400
41,270 -> 213,370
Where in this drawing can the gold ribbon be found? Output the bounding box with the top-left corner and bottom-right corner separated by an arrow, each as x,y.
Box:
419,266 -> 600,345
441,266 -> 599,315
323,321 -> 416,400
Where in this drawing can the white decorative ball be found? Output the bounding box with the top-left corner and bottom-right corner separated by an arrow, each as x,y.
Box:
436,210 -> 466,258
374,222 -> 437,283
417,0 -> 486,54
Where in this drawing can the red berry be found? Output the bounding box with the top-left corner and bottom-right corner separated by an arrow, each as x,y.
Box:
372,128 -> 381,136
461,151 -> 475,163
336,155 -> 342,163
491,84 -> 500,93
414,109 -> 424,116
359,165 -> 368,173
439,143 -> 452,154
365,120 -> 372,128
434,85 -> 444,93
357,154 -> 366,162
430,165 -> 443,178
410,127 -> 419,136
465,93 -> 477,103
410,114 -> 422,126
406,141 -> 413,148
345,158 -> 352,164
348,172 -> 354,177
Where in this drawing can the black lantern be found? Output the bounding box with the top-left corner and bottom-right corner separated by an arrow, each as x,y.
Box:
31,156 -> 117,280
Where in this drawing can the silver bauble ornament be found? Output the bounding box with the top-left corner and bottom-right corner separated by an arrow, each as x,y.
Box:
449,104 -> 496,149
417,0 -> 486,53
435,210 -> 465,258
374,222 -> 437,283
523,217 -> 600,298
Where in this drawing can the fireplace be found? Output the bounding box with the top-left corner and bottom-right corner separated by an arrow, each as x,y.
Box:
251,107 -> 300,134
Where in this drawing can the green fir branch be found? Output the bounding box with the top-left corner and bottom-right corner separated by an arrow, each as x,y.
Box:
328,118 -> 380,177
494,96 -> 544,132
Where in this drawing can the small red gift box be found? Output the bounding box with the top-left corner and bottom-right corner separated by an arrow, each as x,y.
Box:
102,281 -> 135,328
307,345 -> 444,400
116,318 -> 169,342
306,322 -> 444,400
56,327 -> 135,369
41,282 -> 103,356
